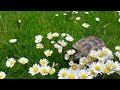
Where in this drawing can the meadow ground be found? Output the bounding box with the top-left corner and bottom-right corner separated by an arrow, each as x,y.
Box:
0,11 -> 120,79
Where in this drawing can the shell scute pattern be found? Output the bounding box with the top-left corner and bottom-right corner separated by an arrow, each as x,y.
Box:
71,36 -> 106,63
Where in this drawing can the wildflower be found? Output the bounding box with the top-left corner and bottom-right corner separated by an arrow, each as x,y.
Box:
79,70 -> 93,79
35,35 -> 43,43
49,67 -> 56,75
39,58 -> 49,66
67,49 -> 76,55
6,58 -> 16,68
65,35 -> 74,42
0,71 -> 6,79
44,50 -> 53,57
47,32 -> 53,40
82,23 -> 90,28
40,66 -> 50,76
95,17 -> 100,22
58,68 -> 68,79
76,17 -> 81,20
18,57 -> 29,65
36,43 -> 44,49
9,39 -> 17,43
28,64 -> 40,76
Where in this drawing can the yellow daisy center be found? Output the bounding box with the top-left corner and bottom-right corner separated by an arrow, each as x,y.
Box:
38,40 -> 41,42
108,63 -> 113,69
90,70 -> 95,75
42,68 -> 47,74
47,52 -> 52,56
0,75 -> 3,79
72,65 -> 77,70
68,74 -> 75,79
95,66 -> 100,71
82,59 -> 86,64
87,56 -> 92,61
98,53 -> 103,57
80,65 -> 84,69
38,45 -> 42,48
117,47 -> 120,51
10,61 -> 14,65
81,74 -> 87,79
33,67 -> 38,73
21,60 -> 26,64
70,51 -> 73,55
103,50 -> 108,54
91,54 -> 96,58
104,68 -> 110,73
41,61 -> 46,65
49,69 -> 55,75
62,72 -> 66,77
49,36 -> 53,39
118,55 -> 120,59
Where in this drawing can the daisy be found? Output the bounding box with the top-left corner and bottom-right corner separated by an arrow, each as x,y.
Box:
0,71 -> 6,79
95,17 -> 100,22
101,64 -> 114,75
9,39 -> 17,43
55,14 -> 58,16
69,61 -> 74,66
76,17 -> 80,20
89,50 -> 97,58
36,43 -> 44,49
35,35 -> 43,43
66,69 -> 79,79
115,51 -> 120,59
87,69 -> 98,78
18,57 -> 29,65
63,13 -> 67,15
105,60 -> 115,70
72,11 -> 78,14
79,70 -> 93,79
67,49 -> 76,55
102,47 -> 113,58
64,54 -> 70,60
6,58 -> 16,68
28,64 -> 40,76
69,63 -> 79,70
84,12 -> 89,14
39,58 -> 49,66
49,67 -> 56,75
87,55 -> 93,62
115,46 -> 120,51
79,57 -> 88,65
58,68 -> 68,79
18,19 -> 21,23
89,62 -> 103,74
47,32 -> 53,40
44,50 -> 53,57
40,66 -> 50,76
58,40 -> 68,47
82,23 -> 90,28
113,61 -> 120,71
118,18 -> 120,22
51,41 -> 55,44
58,47 -> 63,53
53,32 -> 59,37
65,35 -> 74,42
79,64 -> 86,70
54,44 -> 62,49
61,33 -> 66,37
96,50 -> 107,61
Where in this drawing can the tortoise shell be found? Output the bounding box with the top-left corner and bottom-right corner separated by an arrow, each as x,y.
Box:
71,36 -> 106,63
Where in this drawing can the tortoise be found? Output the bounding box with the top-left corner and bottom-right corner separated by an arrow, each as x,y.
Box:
69,36 -> 106,64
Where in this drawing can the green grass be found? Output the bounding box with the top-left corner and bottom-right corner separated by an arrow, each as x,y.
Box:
0,11 -> 120,79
